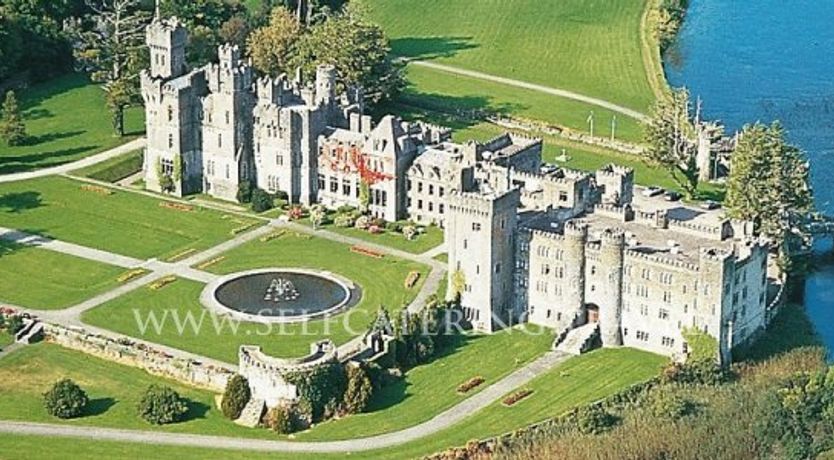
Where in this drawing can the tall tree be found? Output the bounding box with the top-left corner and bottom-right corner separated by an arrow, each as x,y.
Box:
72,0 -> 150,136
161,0 -> 246,64
290,5 -> 404,105
726,122 -> 814,273
0,90 -> 27,146
246,7 -> 301,77
642,87 -> 700,199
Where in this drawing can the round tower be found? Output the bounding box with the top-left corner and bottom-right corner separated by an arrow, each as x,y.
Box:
315,64 -> 337,106
563,220 -> 588,325
598,228 -> 625,346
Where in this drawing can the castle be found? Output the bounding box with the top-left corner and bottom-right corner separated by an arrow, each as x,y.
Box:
141,16 -> 771,364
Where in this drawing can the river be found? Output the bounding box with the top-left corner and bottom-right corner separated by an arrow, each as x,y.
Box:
664,0 -> 834,353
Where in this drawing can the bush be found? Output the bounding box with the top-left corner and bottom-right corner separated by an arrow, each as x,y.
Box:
334,213 -> 355,228
236,181 -> 253,204
574,404 -> 618,434
6,315 -> 23,334
264,405 -> 295,434
43,379 -> 88,419
274,190 -> 289,201
342,364 -> 374,414
251,188 -> 274,213
649,390 -> 697,420
221,375 -> 251,420
355,215 -> 371,230
385,221 -> 403,233
137,385 -> 188,425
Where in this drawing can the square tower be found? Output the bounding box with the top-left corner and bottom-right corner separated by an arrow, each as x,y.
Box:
146,17 -> 188,80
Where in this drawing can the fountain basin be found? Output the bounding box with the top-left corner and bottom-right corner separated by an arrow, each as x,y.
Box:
200,269 -> 359,323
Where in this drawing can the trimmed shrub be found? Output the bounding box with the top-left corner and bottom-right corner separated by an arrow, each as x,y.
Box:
6,315 -> 23,334
137,385 -> 188,425
251,188 -> 274,213
264,404 -> 294,434
43,379 -> 88,419
342,364 -> 374,414
221,375 -> 251,420
236,181 -> 253,204
334,213 -> 355,228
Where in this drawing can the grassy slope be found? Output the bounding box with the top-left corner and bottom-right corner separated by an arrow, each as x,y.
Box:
0,241 -> 128,310
0,73 -> 144,174
0,348 -> 664,460
83,233 -> 428,362
364,0 -> 654,112
0,176 -> 261,260
72,149 -> 144,183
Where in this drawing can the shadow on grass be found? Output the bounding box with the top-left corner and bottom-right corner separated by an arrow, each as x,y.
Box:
84,397 -> 117,417
0,191 -> 43,213
17,73 -> 91,113
24,130 -> 84,147
0,145 -> 100,174
391,36 -> 479,60
183,399 -> 211,422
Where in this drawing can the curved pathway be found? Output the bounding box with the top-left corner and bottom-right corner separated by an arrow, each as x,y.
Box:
0,350 -> 567,453
408,60 -> 649,121
0,138 -> 146,184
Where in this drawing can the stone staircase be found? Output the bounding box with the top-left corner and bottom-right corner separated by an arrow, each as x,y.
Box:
14,320 -> 44,344
555,323 -> 599,355
234,399 -> 266,428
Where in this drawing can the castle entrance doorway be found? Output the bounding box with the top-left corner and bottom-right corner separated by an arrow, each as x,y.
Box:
586,304 -> 600,323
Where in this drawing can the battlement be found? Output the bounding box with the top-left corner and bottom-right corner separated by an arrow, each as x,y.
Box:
699,247 -> 734,263
529,228 -> 567,242
564,220 -> 589,237
592,203 -> 634,222
599,228 -> 626,246
239,340 -> 337,375
596,164 -> 634,179
448,188 -> 519,215
625,247 -> 700,271
668,218 -> 730,241
218,44 -> 243,68
147,16 -> 187,46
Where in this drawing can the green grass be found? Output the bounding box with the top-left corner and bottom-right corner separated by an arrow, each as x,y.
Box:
0,73 -> 144,174
452,122 -> 725,201
72,150 -> 144,183
399,65 -> 645,143
0,330 -> 12,348
311,221 -> 444,254
0,348 -> 664,460
364,0 -> 654,112
296,325 -> 553,440
0,176 -> 262,260
83,232 -> 428,363
0,240 -> 129,310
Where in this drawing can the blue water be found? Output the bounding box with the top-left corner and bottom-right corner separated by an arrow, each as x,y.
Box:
664,0 -> 834,353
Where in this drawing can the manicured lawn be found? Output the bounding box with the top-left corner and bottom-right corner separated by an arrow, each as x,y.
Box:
0,73 -> 144,174
0,241 -> 129,310
399,64 -> 645,143
0,330 -> 12,348
0,343 -> 266,438
296,325 -> 553,440
0,348 -> 664,460
313,221 -> 444,254
72,149 -> 144,183
83,233 -> 428,363
0,176 -> 262,260
452,122 -> 725,202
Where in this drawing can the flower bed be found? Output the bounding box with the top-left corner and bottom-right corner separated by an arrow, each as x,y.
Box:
350,245 -> 385,259
404,270 -> 421,289
457,376 -> 486,394
230,222 -> 256,235
259,230 -> 286,242
80,184 -> 114,196
148,275 -> 177,291
196,256 -> 225,270
117,269 -> 146,283
166,248 -> 197,262
159,201 -> 194,212
502,388 -> 534,406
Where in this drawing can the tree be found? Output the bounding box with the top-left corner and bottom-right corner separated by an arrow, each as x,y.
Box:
251,188 -> 274,213
6,315 -> 24,335
219,15 -> 250,50
247,7 -> 301,77
642,88 -> 700,199
43,379 -> 88,419
290,6 -> 404,105
0,90 -> 27,146
72,0 -> 150,136
264,404 -> 295,434
725,122 -> 814,273
137,384 -> 188,425
161,0 -> 247,64
342,364 -> 373,414
236,181 -> 253,204
309,205 -> 326,229
221,375 -> 251,420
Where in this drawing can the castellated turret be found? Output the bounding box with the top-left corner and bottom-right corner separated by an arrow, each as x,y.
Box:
315,64 -> 337,107
563,220 -> 589,324
146,16 -> 188,80
598,228 -> 626,346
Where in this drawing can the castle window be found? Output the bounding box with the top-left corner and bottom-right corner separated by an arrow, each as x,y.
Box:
342,179 -> 351,196
542,264 -> 550,276
407,197 -> 412,207
472,222 -> 481,231
663,291 -> 672,303
218,133 -> 222,148
590,266 -> 596,276
641,268 -> 651,280
225,111 -> 230,125
167,106 -> 174,122
556,267 -> 564,278
168,133 -> 174,149
439,187 -> 445,197
225,164 -> 230,179
161,158 -> 174,176
658,308 -> 669,320
546,309 -> 552,319
317,174 -> 325,190
276,155 -> 283,166
640,305 -> 649,316
495,263 -> 501,274
661,337 -> 675,347
429,184 -> 434,195
428,202 -> 433,212
636,331 -> 649,341
418,182 -> 423,193
418,199 -> 423,210
559,191 -> 568,202
407,179 -> 412,191
439,204 -> 444,214
330,177 -> 338,193
463,239 -> 467,249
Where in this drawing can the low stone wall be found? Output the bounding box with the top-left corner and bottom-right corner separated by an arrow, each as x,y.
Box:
43,323 -> 234,392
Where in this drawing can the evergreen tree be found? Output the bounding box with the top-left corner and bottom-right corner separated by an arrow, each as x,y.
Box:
342,364 -> 373,414
43,379 -> 88,419
220,375 -> 251,420
726,122 -> 814,273
642,88 -> 699,199
0,90 -> 27,146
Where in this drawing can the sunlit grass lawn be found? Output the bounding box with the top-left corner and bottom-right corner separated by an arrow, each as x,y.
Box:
83,232 -> 428,363
0,241 -> 129,310
0,73 -> 144,174
304,218 -> 444,254
296,325 -> 553,440
71,149 -> 144,183
0,348 -> 665,460
0,176 -> 262,260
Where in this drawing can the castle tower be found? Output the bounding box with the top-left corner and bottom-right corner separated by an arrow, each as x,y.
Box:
697,247 -> 735,363
146,16 -> 187,80
598,228 -> 625,346
446,189 -> 520,332
564,221 -> 588,324
315,64 -> 336,107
